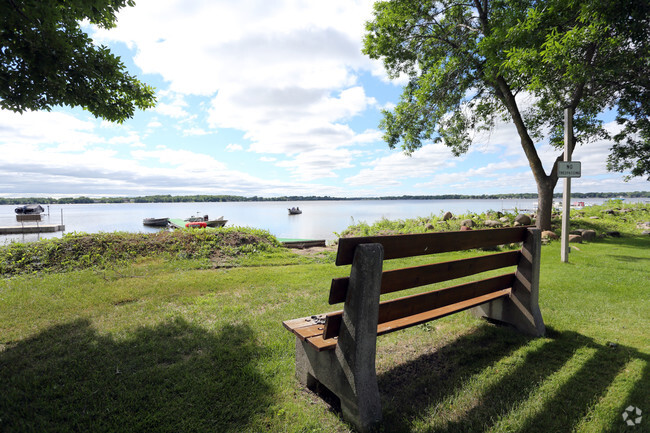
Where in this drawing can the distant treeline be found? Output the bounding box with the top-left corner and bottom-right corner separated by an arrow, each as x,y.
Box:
1,191 -> 649,205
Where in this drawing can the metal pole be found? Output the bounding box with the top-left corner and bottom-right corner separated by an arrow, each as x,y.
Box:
561,108 -> 573,263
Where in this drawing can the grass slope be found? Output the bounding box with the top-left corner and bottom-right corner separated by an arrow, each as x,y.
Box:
1,204 -> 648,432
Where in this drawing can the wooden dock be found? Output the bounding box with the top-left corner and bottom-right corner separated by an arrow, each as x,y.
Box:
0,224 -> 65,234
278,238 -> 327,248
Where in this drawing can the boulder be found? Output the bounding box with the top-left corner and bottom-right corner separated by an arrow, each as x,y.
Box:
542,230 -> 559,240
499,216 -> 510,223
425,223 -> 435,231
460,225 -> 473,231
514,214 -> 532,226
569,234 -> 583,243
589,216 -> 600,219
581,230 -> 597,242
636,221 -> 650,230
442,211 -> 453,221
642,230 -> 650,236
460,219 -> 475,228
484,219 -> 502,228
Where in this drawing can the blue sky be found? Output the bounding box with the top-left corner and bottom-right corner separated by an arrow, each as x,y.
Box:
0,0 -> 647,198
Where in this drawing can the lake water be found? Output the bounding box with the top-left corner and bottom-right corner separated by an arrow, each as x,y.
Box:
0,197 -> 640,245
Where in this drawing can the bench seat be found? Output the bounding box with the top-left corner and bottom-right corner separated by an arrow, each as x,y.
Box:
283,282 -> 513,352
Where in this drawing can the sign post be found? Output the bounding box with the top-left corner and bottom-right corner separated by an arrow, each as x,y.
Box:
560,108 -> 575,263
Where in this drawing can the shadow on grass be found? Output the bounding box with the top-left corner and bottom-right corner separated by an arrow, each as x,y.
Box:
377,326 -> 649,433
0,318 -> 272,433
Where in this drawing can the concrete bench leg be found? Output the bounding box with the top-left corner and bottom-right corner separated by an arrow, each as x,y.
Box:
473,227 -> 546,336
295,243 -> 384,432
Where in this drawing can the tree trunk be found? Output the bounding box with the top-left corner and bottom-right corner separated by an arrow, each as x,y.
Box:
536,180 -> 555,231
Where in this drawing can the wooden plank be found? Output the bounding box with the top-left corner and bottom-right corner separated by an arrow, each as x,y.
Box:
282,316 -> 317,331
328,250 -> 520,304
376,288 -> 511,335
305,334 -> 338,351
322,311 -> 344,340
323,273 -> 515,339
293,324 -> 326,341
335,227 -> 529,266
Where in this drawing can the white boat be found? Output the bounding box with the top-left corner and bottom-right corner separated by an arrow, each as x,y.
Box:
185,214 -> 227,227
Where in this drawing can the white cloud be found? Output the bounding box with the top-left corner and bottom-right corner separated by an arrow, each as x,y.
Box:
0,110 -> 101,151
94,0 -> 377,94
345,142 -> 459,187
226,143 -> 243,152
183,127 -> 210,136
89,0 -> 383,182
276,147 -> 359,180
154,101 -> 189,119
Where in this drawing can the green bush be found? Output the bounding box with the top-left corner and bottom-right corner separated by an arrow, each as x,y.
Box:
0,227 -> 281,276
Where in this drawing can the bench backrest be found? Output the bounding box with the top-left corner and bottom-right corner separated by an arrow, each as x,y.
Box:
322,227 -> 533,340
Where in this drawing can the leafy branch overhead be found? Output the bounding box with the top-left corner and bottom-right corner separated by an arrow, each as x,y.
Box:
0,0 -> 156,122
363,0 -> 650,230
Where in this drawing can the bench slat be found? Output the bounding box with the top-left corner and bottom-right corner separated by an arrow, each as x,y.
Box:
329,250 -> 520,304
335,227 -> 529,265
376,288 -> 511,335
323,273 -> 515,339
304,334 -> 338,351
283,313 -> 341,340
305,287 -> 512,352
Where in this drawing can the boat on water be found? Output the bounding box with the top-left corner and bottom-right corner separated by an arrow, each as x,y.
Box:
142,217 -> 169,227
553,201 -> 587,210
288,207 -> 302,215
167,215 -> 227,229
185,214 -> 228,227
15,204 -> 45,215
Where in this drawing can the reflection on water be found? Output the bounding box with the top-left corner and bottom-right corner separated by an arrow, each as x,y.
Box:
0,198 -> 631,244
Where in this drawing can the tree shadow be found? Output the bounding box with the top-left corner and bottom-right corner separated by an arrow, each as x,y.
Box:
606,255 -> 650,263
0,318 -> 272,433
377,326 -> 649,433
376,324 -> 532,432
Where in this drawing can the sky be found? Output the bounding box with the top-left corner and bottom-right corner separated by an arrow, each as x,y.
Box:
1,0 -> 648,199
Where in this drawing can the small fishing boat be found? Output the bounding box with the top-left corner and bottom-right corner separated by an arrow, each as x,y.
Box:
205,217 -> 227,227
288,207 -> 302,215
185,214 -> 227,227
143,217 -> 169,227
15,204 -> 45,214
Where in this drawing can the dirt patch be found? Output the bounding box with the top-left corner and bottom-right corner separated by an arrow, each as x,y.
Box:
290,245 -> 337,257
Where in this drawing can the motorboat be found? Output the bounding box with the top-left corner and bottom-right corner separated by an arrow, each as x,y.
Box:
185,214 -> 227,227
15,204 -> 44,214
143,217 -> 169,227
288,207 -> 302,215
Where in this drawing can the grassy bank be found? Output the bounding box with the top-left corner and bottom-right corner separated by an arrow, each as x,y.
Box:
1,204 -> 648,432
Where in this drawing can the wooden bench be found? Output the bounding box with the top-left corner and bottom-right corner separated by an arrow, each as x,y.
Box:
282,226 -> 545,432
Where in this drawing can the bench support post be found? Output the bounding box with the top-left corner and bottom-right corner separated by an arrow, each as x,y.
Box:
472,227 -> 545,336
295,243 -> 383,432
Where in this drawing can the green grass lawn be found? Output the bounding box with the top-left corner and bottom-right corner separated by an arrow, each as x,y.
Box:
1,233 -> 648,432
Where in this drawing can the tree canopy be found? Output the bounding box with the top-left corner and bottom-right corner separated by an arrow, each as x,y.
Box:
0,0 -> 156,122
363,0 -> 650,229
